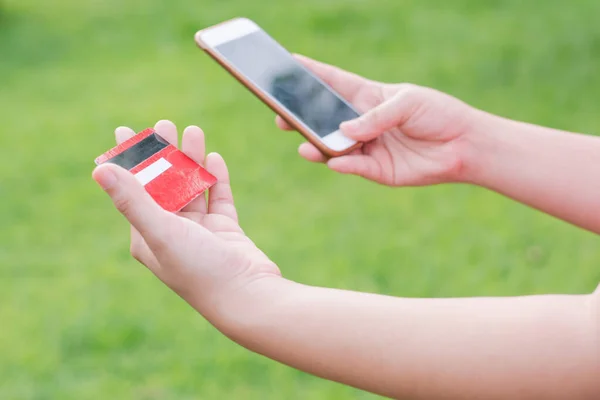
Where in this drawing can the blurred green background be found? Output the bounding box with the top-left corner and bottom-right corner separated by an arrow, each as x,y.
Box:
1,0 -> 599,398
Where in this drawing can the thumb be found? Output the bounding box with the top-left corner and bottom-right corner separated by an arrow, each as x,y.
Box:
92,163 -> 171,248
340,88 -> 418,141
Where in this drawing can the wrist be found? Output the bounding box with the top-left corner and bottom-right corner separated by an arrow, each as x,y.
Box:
194,272 -> 302,343
454,109 -> 511,186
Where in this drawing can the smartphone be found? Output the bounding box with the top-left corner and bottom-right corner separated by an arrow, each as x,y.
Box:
195,17 -> 362,157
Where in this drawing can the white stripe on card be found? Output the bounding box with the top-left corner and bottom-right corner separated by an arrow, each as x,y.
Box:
134,157 -> 172,186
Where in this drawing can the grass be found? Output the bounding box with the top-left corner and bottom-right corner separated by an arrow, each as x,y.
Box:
1,0 -> 600,398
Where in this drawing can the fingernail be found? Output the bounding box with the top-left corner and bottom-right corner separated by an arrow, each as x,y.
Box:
94,166 -> 118,190
340,120 -> 360,137
343,117 -> 360,128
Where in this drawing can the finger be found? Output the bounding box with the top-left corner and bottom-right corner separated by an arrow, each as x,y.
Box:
298,142 -> 327,163
115,126 -> 154,261
205,152 -> 238,222
294,54 -> 370,100
275,115 -> 294,131
340,87 -> 421,141
298,143 -> 362,163
327,155 -> 382,181
154,120 -> 178,147
92,163 -> 173,251
181,125 -> 206,167
115,126 -> 136,145
180,125 -> 208,215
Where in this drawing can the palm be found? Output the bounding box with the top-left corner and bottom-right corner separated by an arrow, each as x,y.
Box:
116,121 -> 275,274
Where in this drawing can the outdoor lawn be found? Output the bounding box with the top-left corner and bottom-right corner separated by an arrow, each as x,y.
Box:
1,0 -> 599,398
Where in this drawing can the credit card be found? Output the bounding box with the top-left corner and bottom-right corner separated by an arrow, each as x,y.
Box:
95,128 -> 217,212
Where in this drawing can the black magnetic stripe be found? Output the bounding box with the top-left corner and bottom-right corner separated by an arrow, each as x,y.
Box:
102,132 -> 169,170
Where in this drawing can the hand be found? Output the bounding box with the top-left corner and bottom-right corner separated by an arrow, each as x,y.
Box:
92,120 -> 281,325
276,55 -> 482,186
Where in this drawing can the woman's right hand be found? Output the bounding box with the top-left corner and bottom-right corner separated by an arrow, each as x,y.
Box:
276,55 -> 484,187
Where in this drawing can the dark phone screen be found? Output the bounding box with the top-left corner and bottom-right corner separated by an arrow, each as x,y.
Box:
215,30 -> 359,138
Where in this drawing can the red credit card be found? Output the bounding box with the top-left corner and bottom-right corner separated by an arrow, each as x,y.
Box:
95,128 -> 217,212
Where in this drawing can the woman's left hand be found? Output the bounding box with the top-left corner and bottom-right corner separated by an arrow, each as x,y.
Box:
92,120 -> 281,326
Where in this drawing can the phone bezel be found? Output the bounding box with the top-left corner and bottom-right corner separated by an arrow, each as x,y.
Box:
195,18 -> 360,155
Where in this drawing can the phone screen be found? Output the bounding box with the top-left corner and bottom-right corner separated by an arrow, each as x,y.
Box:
214,30 -> 359,138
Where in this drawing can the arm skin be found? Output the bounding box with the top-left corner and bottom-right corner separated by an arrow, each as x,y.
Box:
213,278 -> 599,400
96,120 -> 600,400
461,110 -> 600,235
210,114 -> 600,400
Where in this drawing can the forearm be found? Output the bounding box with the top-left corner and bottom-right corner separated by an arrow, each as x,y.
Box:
462,111 -> 600,234
215,277 -> 599,400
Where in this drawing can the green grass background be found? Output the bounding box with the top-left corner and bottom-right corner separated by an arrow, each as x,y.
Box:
1,0 -> 599,398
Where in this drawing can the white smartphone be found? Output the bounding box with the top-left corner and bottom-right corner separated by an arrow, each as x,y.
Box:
195,17 -> 361,157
